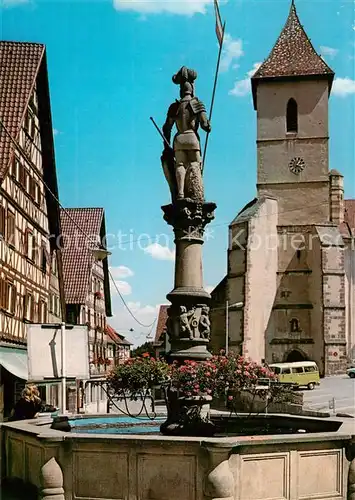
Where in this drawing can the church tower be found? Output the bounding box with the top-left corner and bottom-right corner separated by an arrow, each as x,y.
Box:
251,1 -> 335,226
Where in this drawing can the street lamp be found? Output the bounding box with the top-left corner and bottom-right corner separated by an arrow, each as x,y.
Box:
225,301 -> 243,356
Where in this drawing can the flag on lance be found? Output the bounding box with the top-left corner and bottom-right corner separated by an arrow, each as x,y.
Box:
214,0 -> 224,46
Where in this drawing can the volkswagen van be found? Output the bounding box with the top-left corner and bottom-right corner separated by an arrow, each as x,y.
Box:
268,361 -> 320,390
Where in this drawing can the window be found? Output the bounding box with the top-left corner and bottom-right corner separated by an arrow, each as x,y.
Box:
10,156 -> 19,178
7,209 -> 15,247
0,205 -> 5,236
305,366 -> 316,373
290,318 -> 300,333
41,244 -> 47,274
272,367 -> 281,375
292,366 -> 304,374
4,281 -> 16,314
30,179 -> 40,205
38,299 -> 47,323
20,166 -> 29,191
281,367 -> 291,374
25,230 -> 37,262
29,177 -> 36,199
286,98 -> 298,133
24,292 -> 35,321
24,110 -> 36,139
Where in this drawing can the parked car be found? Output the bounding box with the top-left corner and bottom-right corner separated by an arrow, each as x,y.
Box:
268,361 -> 320,390
347,367 -> 355,379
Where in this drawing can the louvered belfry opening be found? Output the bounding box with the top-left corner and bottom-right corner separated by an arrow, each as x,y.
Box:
286,98 -> 298,133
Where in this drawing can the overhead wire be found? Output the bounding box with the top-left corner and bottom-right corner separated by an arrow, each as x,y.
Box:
0,117 -> 157,329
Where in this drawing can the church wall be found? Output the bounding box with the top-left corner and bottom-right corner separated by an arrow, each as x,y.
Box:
258,182 -> 329,226
265,227 -> 314,364
321,245 -> 347,374
344,240 -> 355,361
243,198 -> 278,362
256,79 -> 330,226
227,222 -> 247,353
256,80 -> 329,140
307,236 -> 325,374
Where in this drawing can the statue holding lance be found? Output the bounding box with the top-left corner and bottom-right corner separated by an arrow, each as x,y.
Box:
154,67 -> 211,203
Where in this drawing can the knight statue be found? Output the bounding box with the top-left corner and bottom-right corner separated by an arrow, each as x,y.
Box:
161,67 -> 211,203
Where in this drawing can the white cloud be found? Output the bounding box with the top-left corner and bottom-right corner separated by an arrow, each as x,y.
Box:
109,301 -> 161,347
320,46 -> 338,59
229,62 -> 262,97
205,285 -> 215,294
220,34 -> 243,72
113,0 -> 215,15
332,77 -> 355,96
110,280 -> 132,296
53,128 -> 60,136
110,265 -> 134,279
144,243 -> 175,261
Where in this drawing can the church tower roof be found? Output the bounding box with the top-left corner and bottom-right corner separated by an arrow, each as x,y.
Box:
251,1 -> 334,107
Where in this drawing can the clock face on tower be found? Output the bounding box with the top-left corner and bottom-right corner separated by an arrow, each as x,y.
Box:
289,157 -> 305,175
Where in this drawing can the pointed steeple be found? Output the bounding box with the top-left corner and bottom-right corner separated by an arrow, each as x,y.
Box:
251,1 -> 334,108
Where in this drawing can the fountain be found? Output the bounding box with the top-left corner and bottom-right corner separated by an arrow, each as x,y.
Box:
1,66 -> 355,500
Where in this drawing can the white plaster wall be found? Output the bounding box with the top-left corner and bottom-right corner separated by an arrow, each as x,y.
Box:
244,198 -> 278,362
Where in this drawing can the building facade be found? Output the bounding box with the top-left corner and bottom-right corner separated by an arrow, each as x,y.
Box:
211,3 -> 353,376
60,207 -> 112,413
0,42 -> 64,419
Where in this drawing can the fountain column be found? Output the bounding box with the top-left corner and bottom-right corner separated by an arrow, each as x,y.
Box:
162,199 -> 216,361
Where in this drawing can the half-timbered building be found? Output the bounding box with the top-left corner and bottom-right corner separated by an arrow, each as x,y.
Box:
0,42 -> 65,419
60,207 -> 112,413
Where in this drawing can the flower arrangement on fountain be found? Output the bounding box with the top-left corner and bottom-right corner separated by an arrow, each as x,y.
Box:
106,354 -> 170,400
106,352 -> 288,404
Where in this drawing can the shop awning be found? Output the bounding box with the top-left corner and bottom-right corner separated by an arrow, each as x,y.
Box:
0,346 -> 28,380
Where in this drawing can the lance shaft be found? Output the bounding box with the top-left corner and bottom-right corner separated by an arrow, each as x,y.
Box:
202,21 -> 226,174
150,116 -> 172,150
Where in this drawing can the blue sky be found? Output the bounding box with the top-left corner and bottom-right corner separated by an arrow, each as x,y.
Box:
1,0 -> 354,345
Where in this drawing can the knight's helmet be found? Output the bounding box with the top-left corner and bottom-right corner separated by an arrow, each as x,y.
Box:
172,66 -> 197,98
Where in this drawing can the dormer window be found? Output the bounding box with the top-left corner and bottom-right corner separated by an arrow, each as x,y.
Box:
286,98 -> 298,133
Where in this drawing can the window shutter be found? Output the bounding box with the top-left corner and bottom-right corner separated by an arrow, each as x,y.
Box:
0,205 -> 6,236
10,284 -> 16,314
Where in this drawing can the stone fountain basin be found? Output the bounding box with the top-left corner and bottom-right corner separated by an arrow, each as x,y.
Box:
1,413 -> 354,500
51,413 -> 343,437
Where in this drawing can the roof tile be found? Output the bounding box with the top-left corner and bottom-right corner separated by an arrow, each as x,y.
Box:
154,305 -> 169,344
252,3 -> 334,81
60,208 -> 103,304
0,41 -> 44,179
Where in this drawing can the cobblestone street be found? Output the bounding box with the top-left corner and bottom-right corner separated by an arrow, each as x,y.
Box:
302,375 -> 355,416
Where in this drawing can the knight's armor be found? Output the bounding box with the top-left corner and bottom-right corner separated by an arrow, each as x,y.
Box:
161,67 -> 210,202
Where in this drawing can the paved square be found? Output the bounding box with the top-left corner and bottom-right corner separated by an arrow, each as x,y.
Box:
302,375 -> 355,416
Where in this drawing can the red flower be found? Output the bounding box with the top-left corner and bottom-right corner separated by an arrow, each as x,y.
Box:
142,352 -> 150,358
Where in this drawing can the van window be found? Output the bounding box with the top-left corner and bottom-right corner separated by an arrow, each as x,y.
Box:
281,367 -> 291,374
292,366 -> 304,373
305,366 -> 316,373
272,367 -> 281,374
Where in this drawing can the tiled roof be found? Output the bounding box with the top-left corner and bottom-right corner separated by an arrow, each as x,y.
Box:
251,2 -> 334,107
154,305 -> 169,344
60,208 -> 104,304
253,2 -> 334,80
0,41 -> 45,179
344,200 -> 355,237
105,325 -> 133,346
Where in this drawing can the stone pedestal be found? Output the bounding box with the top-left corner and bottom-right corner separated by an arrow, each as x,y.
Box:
162,199 -> 216,361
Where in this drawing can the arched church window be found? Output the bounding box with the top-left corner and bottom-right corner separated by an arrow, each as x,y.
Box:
286,98 -> 298,133
290,318 -> 300,333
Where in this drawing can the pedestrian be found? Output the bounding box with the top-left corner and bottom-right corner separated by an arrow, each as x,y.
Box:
8,384 -> 42,421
